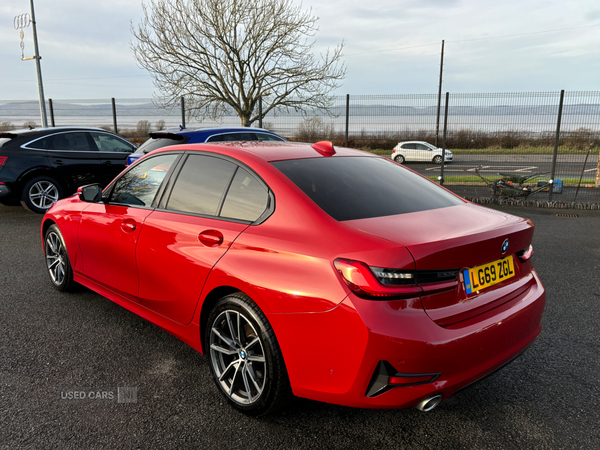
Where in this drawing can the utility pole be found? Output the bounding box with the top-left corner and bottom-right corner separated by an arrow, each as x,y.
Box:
14,0 -> 48,127
435,40 -> 445,148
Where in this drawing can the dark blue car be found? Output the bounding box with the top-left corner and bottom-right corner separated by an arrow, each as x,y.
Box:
127,127 -> 287,166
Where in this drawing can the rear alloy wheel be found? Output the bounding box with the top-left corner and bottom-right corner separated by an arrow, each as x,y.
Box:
433,155 -> 443,164
394,154 -> 405,164
44,224 -> 75,292
206,293 -> 292,416
21,176 -> 62,214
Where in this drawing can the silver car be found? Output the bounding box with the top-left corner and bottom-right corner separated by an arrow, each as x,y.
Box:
391,141 -> 453,164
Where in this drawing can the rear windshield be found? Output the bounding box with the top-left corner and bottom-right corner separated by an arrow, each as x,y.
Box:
271,157 -> 463,221
137,136 -> 190,154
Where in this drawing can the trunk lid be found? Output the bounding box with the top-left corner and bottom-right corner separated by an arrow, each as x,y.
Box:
346,203 -> 536,325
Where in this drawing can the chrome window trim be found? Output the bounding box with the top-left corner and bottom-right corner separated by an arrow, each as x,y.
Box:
21,130 -> 134,152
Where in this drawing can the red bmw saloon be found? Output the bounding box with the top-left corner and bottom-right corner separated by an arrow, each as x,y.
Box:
41,141 -> 545,415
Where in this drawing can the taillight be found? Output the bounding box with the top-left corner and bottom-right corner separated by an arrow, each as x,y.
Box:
334,259 -> 421,300
0,156 -> 8,166
517,245 -> 534,262
334,258 -> 459,300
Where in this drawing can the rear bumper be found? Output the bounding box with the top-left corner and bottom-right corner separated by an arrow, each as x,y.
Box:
270,270 -> 545,409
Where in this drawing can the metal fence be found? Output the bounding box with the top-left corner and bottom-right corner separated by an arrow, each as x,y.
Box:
1,91 -> 599,206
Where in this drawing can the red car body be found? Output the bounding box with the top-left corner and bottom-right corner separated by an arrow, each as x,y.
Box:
41,141 -> 545,411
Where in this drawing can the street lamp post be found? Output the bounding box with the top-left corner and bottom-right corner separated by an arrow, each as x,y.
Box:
14,0 -> 48,127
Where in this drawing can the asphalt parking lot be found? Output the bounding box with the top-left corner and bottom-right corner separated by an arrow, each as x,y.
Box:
1,203 -> 598,449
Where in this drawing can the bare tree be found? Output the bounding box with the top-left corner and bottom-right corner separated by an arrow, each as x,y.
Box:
137,120 -> 151,136
131,0 -> 346,127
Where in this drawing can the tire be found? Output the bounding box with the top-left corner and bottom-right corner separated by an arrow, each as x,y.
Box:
21,176 -> 63,214
44,224 -> 76,292
206,293 -> 292,416
433,155 -> 443,164
394,154 -> 405,164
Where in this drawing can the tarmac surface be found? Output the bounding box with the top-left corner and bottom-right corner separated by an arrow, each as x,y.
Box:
0,203 -> 598,449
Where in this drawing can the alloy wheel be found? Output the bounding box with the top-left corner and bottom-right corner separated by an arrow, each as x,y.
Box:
209,310 -> 267,405
29,181 -> 59,210
45,231 -> 66,286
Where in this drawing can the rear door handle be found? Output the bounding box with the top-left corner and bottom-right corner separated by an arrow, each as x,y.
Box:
121,219 -> 137,233
198,230 -> 224,247
54,159 -> 64,166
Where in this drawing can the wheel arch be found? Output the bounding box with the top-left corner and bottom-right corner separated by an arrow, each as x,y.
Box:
199,285 -> 244,353
17,168 -> 69,195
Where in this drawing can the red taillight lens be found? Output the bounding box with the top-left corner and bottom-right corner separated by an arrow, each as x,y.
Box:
0,156 -> 8,166
517,245 -> 534,262
334,259 -> 422,300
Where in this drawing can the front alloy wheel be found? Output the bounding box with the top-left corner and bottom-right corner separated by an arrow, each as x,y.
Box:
44,224 -> 75,291
206,293 -> 292,416
433,155 -> 443,164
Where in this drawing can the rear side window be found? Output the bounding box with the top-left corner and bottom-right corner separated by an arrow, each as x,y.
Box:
401,143 -> 416,150
272,157 -> 463,221
220,168 -> 268,221
255,133 -> 285,141
166,155 -> 237,216
206,132 -> 255,142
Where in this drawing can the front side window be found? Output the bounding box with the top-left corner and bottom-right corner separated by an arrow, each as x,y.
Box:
109,154 -> 178,207
272,157 -> 463,221
90,132 -> 135,153
416,144 -> 432,151
166,155 -> 237,216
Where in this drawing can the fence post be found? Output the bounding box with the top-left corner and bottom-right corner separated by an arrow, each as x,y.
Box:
48,98 -> 55,127
345,94 -> 350,147
259,96 -> 263,128
181,96 -> 185,128
111,98 -> 118,134
440,92 -> 449,185
549,90 -> 564,202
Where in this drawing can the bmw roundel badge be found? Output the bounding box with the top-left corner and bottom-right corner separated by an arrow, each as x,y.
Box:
501,238 -> 509,254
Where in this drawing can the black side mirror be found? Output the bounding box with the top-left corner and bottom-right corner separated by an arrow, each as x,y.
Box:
77,184 -> 103,203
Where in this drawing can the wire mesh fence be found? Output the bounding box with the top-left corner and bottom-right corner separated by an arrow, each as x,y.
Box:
1,91 -> 599,205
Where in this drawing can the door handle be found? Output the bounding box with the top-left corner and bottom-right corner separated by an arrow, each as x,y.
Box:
121,219 -> 137,233
54,159 -> 64,166
198,230 -> 224,247
103,161 -> 112,165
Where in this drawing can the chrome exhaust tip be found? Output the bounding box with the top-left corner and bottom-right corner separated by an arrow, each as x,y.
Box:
415,395 -> 442,412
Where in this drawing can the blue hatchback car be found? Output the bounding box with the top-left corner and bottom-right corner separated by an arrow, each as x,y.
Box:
126,127 -> 287,166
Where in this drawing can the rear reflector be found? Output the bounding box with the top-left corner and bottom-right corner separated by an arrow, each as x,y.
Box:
365,361 -> 441,397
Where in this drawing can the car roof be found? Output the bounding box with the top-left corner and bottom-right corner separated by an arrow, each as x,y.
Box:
154,141 -> 376,163
152,126 -> 283,139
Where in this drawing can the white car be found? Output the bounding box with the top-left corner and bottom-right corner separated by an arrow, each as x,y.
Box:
391,141 -> 453,164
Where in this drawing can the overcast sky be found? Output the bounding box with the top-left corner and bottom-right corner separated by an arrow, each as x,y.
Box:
0,0 -> 599,100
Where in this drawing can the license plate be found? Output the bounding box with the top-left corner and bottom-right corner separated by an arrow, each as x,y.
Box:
463,256 -> 515,295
